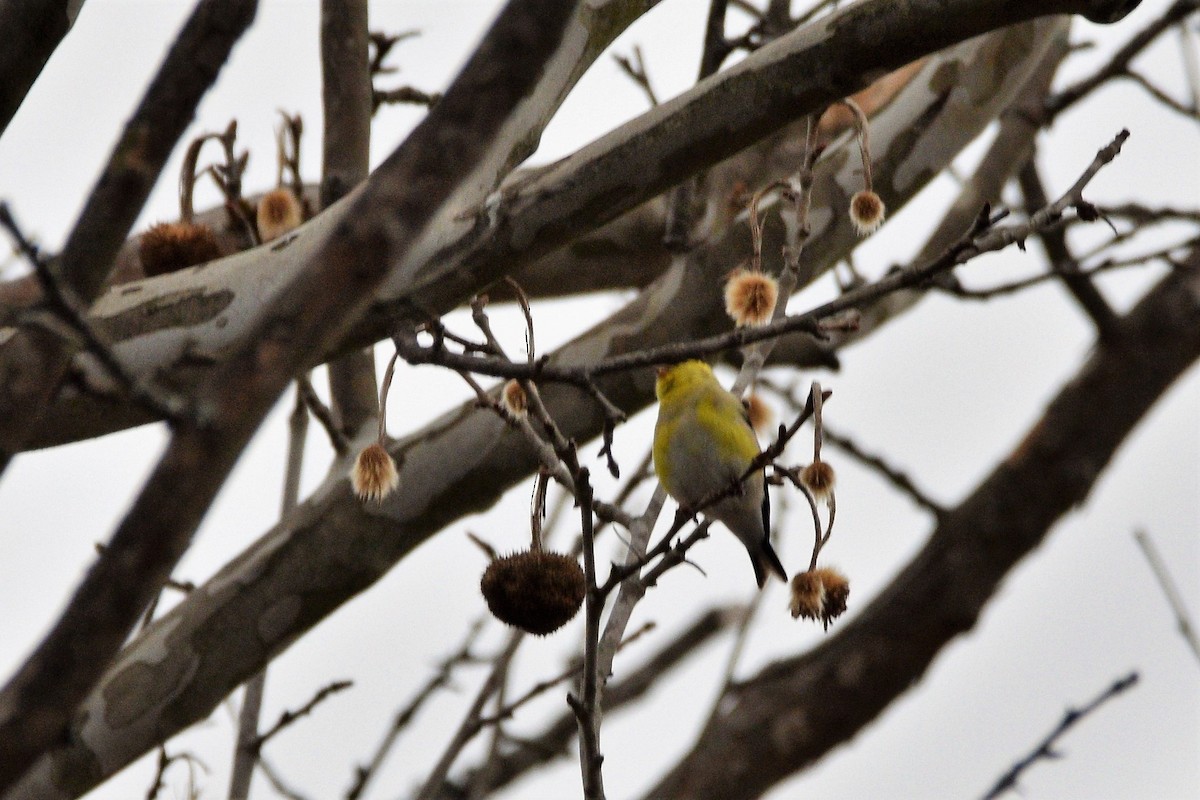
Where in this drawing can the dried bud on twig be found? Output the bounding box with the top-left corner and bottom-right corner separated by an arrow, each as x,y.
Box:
502,380 -> 528,418
849,190 -> 886,236
724,268 -> 778,327
350,443 -> 399,502
138,222 -> 221,276
481,550 -> 585,636
256,187 -> 304,242
789,567 -> 850,629
800,460 -> 836,500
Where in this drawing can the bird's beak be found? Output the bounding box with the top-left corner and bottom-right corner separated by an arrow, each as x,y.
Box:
655,366 -> 668,378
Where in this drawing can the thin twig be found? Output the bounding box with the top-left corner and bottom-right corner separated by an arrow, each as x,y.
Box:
613,45 -> 659,106
414,632 -> 523,800
395,129 -> 1131,386
477,623 -> 655,728
1124,69 -> 1199,119
374,85 -> 441,110
258,756 -> 311,800
1133,529 -> 1200,667
570,466 -> 606,800
296,374 -> 350,455
144,745 -> 205,800
444,607 -> 737,797
981,672 -> 1140,800
821,425 -> 945,518
345,619 -> 485,800
1178,19 -> 1200,115
229,382 -> 310,799
702,502 -> 786,728
249,680 -> 353,755
1018,157 -> 1120,340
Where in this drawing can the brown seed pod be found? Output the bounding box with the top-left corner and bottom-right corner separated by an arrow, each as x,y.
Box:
350,443 -> 399,502
138,221 -> 222,277
480,550 -> 585,636
789,566 -> 850,630
723,268 -> 778,327
256,187 -> 304,242
848,190 -> 886,236
800,460 -> 836,500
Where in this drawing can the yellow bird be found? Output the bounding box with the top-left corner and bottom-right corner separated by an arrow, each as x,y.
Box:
653,361 -> 786,588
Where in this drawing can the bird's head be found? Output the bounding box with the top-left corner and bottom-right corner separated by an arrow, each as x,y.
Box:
655,360 -> 714,402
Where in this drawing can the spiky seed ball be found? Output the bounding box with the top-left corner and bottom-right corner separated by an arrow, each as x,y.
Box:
502,380 -> 528,418
800,460 -> 836,500
745,393 -> 772,435
724,269 -> 778,327
481,550 -> 585,636
812,567 -> 849,629
257,188 -> 304,242
849,190 -> 886,236
789,570 -> 824,621
789,567 -> 850,630
350,443 -> 399,502
139,222 -> 221,276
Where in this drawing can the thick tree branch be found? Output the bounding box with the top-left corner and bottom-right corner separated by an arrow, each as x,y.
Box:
1045,0 -> 1199,119
0,0 -> 261,784
1,22 -> 1075,799
4,0 -> 1128,451
642,252 -> 1200,800
0,0 -> 579,790
319,0 -> 379,439
0,0 -> 259,465
0,0 -> 85,137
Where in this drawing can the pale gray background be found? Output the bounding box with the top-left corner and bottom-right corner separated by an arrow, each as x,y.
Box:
0,2 -> 1196,798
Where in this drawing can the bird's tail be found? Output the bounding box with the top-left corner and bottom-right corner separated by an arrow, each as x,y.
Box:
751,538 -> 788,588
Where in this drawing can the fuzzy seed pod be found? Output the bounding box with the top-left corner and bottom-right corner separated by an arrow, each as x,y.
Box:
848,190 -> 886,236
350,443 -> 399,502
800,461 -> 836,500
502,380 -> 528,418
481,550 -> 585,636
139,222 -> 221,277
789,566 -> 850,629
789,570 -> 824,621
257,188 -> 304,242
724,269 -> 778,327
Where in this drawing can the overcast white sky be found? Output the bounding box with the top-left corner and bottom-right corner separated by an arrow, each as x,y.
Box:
0,2 -> 1197,799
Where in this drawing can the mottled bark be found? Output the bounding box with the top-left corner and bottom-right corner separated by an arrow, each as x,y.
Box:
3,19 -> 1070,799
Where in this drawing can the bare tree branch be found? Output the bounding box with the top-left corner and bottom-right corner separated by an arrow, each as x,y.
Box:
0,0 -> 581,789
642,253 -> 1200,800
0,0 -> 260,467
320,0 -> 379,441
0,15 -> 1114,798
5,1 -> 1115,452
981,672 -> 1140,799
438,607 -> 740,798
1134,529 -> 1200,666
0,0 -> 86,137
1046,0 -> 1200,119
0,0 -> 261,784
1017,158 -> 1121,340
